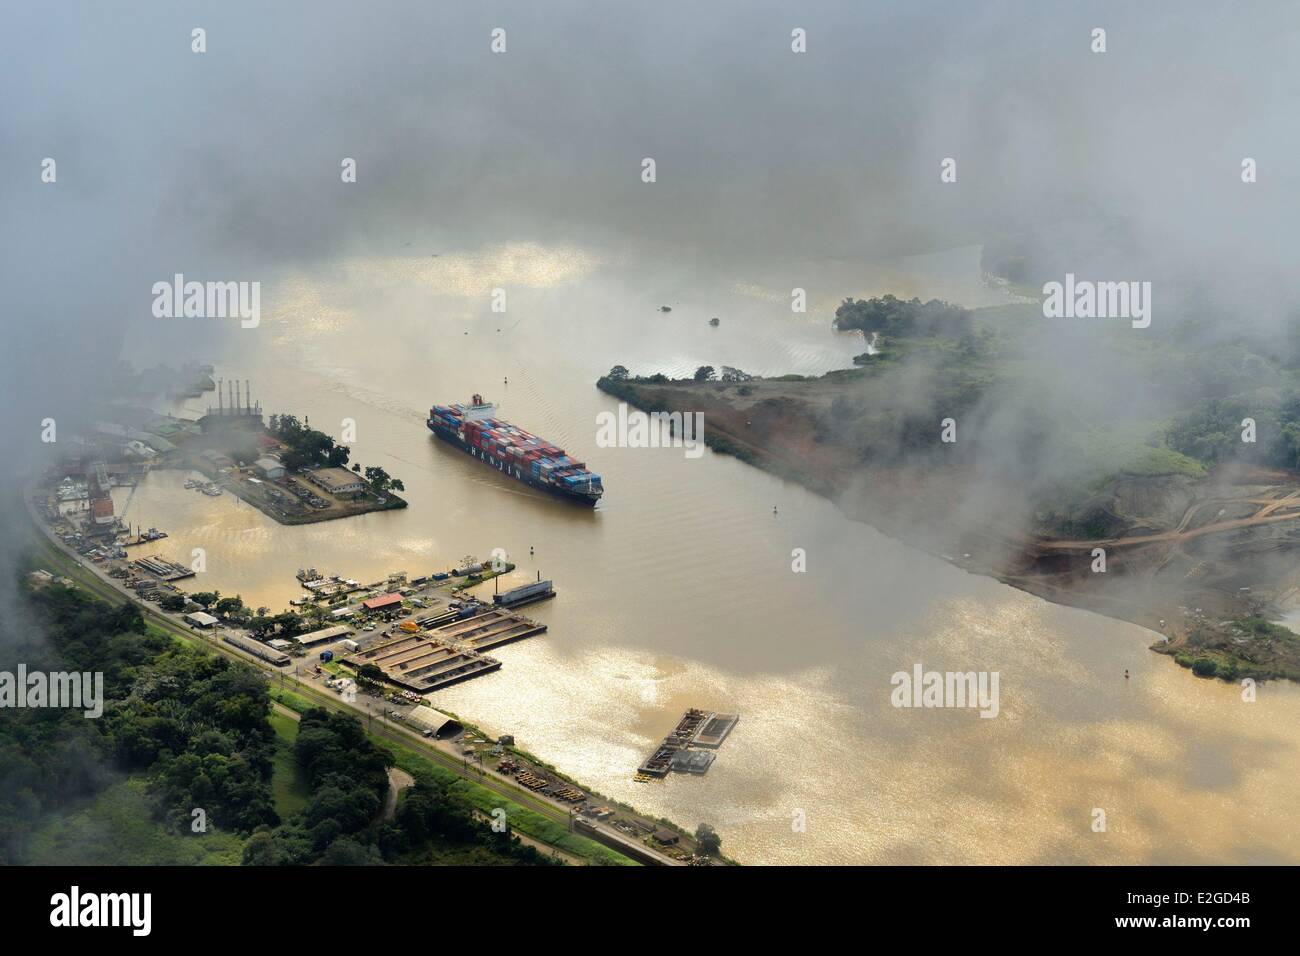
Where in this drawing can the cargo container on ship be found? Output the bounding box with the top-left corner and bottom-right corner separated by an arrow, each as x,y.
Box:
426,395 -> 603,506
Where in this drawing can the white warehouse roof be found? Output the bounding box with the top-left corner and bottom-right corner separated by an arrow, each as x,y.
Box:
294,624 -> 354,646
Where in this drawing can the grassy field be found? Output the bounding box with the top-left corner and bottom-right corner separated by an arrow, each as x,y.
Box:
272,688 -> 314,714
268,711 -> 311,817
27,779 -> 245,866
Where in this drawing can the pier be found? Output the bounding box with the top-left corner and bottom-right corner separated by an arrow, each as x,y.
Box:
421,607 -> 547,652
343,607 -> 546,692
131,555 -> 195,582
347,632 -> 502,692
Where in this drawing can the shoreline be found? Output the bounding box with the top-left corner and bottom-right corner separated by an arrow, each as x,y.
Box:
185,459 -> 409,526
20,490 -> 717,866
598,375 -> 1300,686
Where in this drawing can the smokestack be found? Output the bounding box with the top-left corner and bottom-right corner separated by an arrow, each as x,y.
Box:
217,377 -> 223,414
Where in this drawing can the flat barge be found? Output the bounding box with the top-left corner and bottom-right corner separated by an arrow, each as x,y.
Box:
636,708 -> 738,779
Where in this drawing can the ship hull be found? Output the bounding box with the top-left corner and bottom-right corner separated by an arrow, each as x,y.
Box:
427,421 -> 600,506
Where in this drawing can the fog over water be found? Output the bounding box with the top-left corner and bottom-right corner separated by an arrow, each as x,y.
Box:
110,252 -> 1300,865
5,2 -> 1300,864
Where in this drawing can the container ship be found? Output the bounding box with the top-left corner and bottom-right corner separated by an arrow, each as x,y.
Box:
427,395 -> 603,506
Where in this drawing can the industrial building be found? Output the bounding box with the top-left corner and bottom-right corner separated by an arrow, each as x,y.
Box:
305,467 -> 367,497
91,421 -> 175,455
362,593 -> 403,612
185,611 -> 219,628
198,379 -> 264,434
254,456 -> 286,480
89,497 -> 115,525
87,462 -> 116,527
652,830 -> 681,847
222,632 -> 290,667
404,706 -> 463,739
198,449 -> 234,472
294,624 -> 354,646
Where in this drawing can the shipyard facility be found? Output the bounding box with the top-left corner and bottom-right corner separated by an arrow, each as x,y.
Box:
19,357 -> 734,867
428,395 -> 603,505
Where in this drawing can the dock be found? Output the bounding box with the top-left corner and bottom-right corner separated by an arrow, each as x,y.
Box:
343,607 -> 546,692
131,555 -> 195,581
421,607 -> 547,652
346,632 -> 502,692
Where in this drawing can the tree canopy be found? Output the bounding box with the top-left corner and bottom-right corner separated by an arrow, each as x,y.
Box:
833,295 -> 972,341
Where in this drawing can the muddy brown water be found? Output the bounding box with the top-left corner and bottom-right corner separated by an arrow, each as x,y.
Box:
114,244 -> 1300,864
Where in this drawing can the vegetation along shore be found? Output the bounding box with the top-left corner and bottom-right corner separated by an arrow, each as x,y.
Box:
599,293 -> 1300,685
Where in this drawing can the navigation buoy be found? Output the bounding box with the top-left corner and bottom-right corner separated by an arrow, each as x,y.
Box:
1124,670 -> 1130,680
